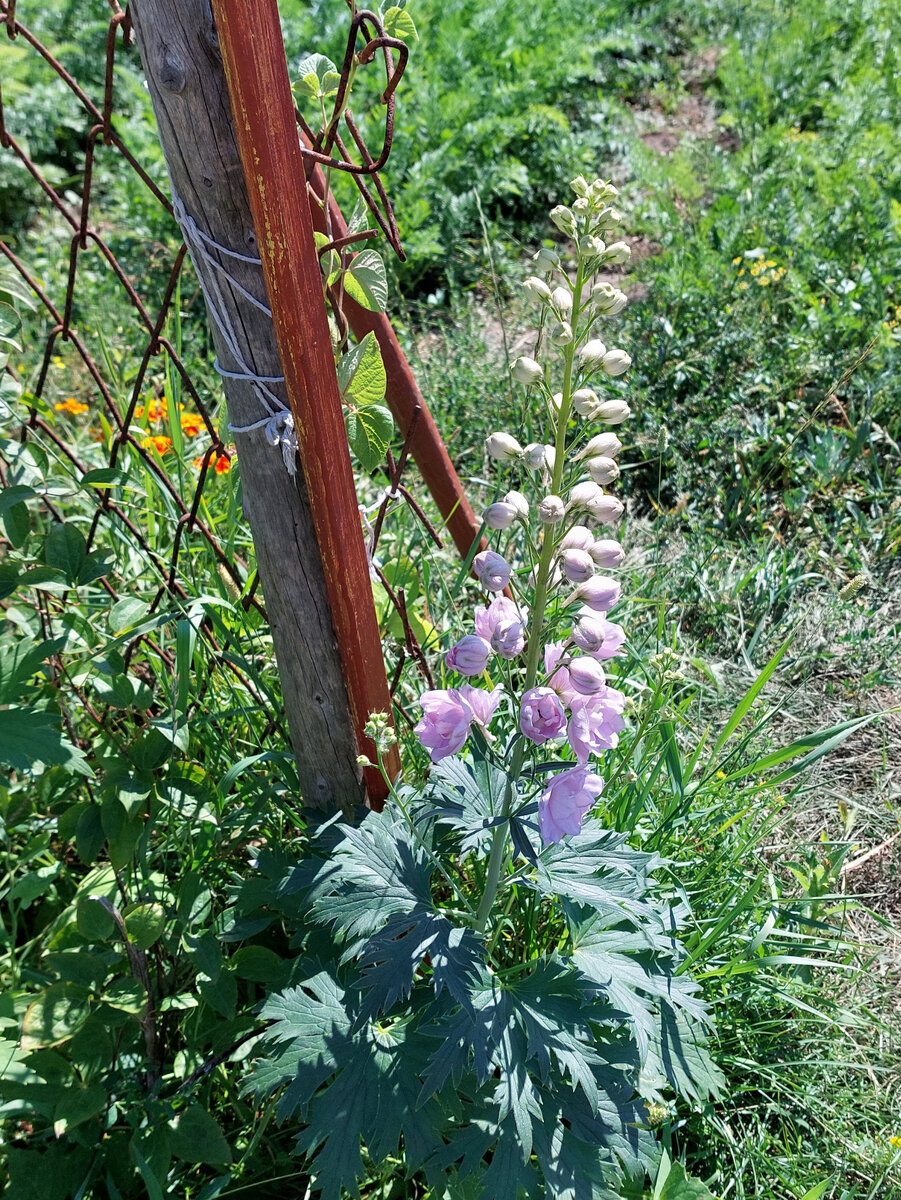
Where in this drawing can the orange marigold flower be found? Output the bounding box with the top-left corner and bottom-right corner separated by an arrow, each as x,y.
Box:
54,398 -> 90,415
214,454 -> 232,474
142,435 -> 173,455
180,412 -> 204,437
192,455 -> 207,470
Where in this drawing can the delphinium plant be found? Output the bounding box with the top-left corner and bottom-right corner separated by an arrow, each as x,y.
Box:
247,177 -> 723,1198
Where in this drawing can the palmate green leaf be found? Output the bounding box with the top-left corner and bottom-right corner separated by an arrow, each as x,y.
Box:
305,809 -> 434,941
424,750 -> 510,855
346,403 -> 394,471
533,820 -> 663,921
639,1003 -> 724,1105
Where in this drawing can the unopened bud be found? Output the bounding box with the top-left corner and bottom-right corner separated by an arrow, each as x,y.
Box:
538,495 -> 566,524
522,276 -> 552,303
603,240 -> 631,264
486,432 -> 523,461
549,205 -> 576,235
602,348 -> 632,376
572,388 -> 600,416
533,246 -> 559,271
484,501 -> 518,530
568,656 -> 606,695
572,197 -> 590,216
587,494 -> 624,526
593,281 -> 628,314
577,575 -> 622,612
523,442 -> 549,470
579,339 -> 608,371
550,320 -> 573,346
503,490 -> 529,519
570,175 -> 591,198
551,286 -> 573,316
589,538 -> 625,567
572,614 -> 607,654
568,481 -> 604,511
587,456 -> 620,486
581,235 -> 606,259
511,356 -> 543,386
559,524 -> 594,552
560,548 -> 595,584
577,432 -> 623,461
594,399 -> 632,425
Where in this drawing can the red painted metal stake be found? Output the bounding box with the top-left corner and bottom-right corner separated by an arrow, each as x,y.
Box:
305,165 -> 485,563
209,0 -> 399,804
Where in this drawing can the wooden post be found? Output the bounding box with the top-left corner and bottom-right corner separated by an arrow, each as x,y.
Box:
129,0 -> 396,809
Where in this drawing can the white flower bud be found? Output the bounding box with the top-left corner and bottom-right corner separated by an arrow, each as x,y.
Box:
523,443 -> 548,470
551,286 -> 573,316
581,235 -> 606,259
594,399 -> 631,425
570,175 -> 591,197
593,282 -> 628,315
511,356 -> 543,386
602,349 -> 632,377
550,320 -> 573,346
544,445 -> 557,472
560,548 -> 595,584
589,538 -> 625,567
550,392 -> 563,411
568,481 -> 604,511
538,495 -> 566,524
589,180 -> 618,204
572,388 -> 600,416
576,432 -> 623,461
559,524 -> 594,552
587,456 -> 620,486
522,276 -> 552,303
604,240 -> 631,264
549,205 -> 576,235
573,197 -> 591,217
579,339 -> 608,371
586,494 -> 624,526
533,246 -> 559,271
503,489 -> 529,519
484,501 -> 518,530
486,432 -> 523,461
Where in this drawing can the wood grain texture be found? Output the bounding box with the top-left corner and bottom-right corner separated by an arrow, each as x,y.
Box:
129,0 -> 367,810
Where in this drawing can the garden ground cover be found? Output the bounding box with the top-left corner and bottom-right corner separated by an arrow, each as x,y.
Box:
0,0 -> 899,1196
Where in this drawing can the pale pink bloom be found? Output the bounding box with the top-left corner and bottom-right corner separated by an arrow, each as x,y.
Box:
567,656 -> 606,695
475,597 -> 528,659
589,539 -> 625,568
473,550 -> 512,592
519,687 -> 567,745
560,548 -> 594,584
559,524 -> 595,552
538,765 -> 605,844
459,684 -> 503,731
415,690 -> 473,762
567,694 -> 626,762
573,613 -> 626,660
544,641 -> 575,704
445,635 -> 492,676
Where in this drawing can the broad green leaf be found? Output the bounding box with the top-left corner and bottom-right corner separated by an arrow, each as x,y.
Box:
80,467 -> 125,488
337,331 -> 387,407
169,1104 -> 233,1165
343,249 -> 389,312
346,403 -> 394,471
293,53 -> 341,100
76,894 -> 116,941
108,596 -> 150,634
658,1160 -> 717,1199
3,500 -> 30,548
124,903 -> 167,950
231,945 -> 287,984
0,484 -> 35,514
21,983 -> 92,1049
0,301 -> 22,351
0,707 -> 92,775
382,6 -> 419,40
102,978 -> 146,1016
53,1084 -> 108,1136
44,523 -> 87,585
0,563 -> 17,600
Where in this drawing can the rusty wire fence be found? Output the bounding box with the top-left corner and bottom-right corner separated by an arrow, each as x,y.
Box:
0,1 -> 463,776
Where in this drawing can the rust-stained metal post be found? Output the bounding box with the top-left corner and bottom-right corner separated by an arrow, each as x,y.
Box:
207,0 -> 400,802
305,166 -> 485,563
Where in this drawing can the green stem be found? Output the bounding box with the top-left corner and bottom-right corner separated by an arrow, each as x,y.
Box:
474,259 -> 587,936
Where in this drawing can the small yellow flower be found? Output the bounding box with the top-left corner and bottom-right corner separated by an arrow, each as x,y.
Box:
757,275 -> 771,286
716,770 -> 726,780
52,355 -> 65,369
54,398 -> 89,415
890,1135 -> 901,1149
738,281 -> 749,291
732,256 -> 742,265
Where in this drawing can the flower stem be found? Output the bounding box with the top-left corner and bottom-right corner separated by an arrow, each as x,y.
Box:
474,260 -> 587,936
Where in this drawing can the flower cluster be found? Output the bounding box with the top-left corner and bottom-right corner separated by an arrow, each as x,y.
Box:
414,175 -> 635,846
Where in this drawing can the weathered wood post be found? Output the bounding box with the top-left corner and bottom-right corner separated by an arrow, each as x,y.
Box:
129,0 -> 399,808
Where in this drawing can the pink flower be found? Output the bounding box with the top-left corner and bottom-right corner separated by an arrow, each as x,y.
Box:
572,614 -> 626,660
445,634 -> 492,676
415,690 -> 473,762
519,687 -> 567,745
538,765 -> 604,844
475,597 -> 528,659
459,684 -> 503,731
544,641 -> 576,705
473,550 -> 512,592
567,693 -> 626,762
589,539 -> 625,568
